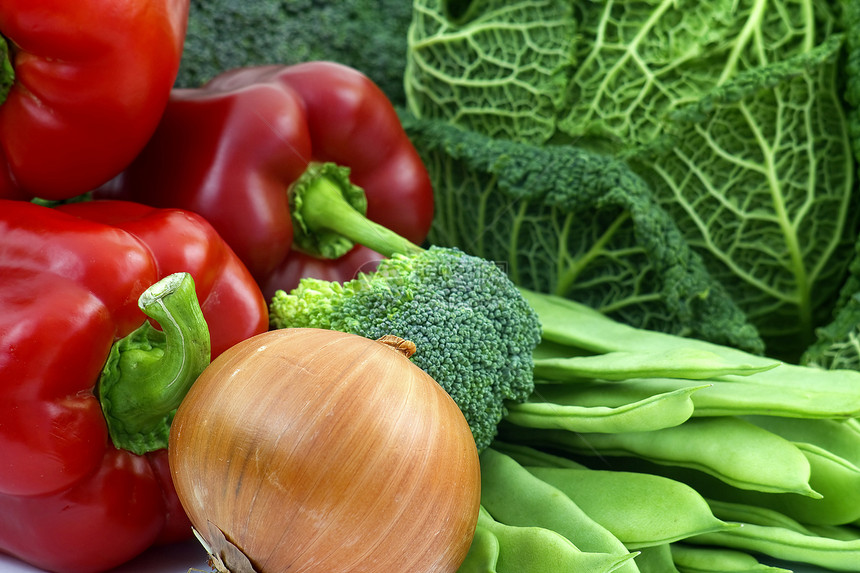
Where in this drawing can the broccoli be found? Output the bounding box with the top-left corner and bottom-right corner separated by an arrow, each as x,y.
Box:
270,246 -> 542,452
176,0 -> 414,106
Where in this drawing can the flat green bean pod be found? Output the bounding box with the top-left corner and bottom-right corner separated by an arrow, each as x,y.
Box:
497,418 -> 819,496
617,452 -> 860,528
526,466 -> 732,549
520,290 -> 860,416
457,524 -> 500,573
691,521 -> 860,571
744,416 -> 860,468
479,448 -> 639,572
533,348 -> 777,381
519,289 -> 775,366
670,544 -> 792,572
633,544 -> 680,573
774,443 -> 860,525
504,385 -> 707,433
733,418 -> 860,525
705,499 -> 812,534
549,377 -> 860,419
707,499 -> 860,543
474,507 -> 639,573
489,441 -> 584,469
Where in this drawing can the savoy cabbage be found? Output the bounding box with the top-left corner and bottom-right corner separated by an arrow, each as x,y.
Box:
405,0 -> 860,360
801,0 -> 860,369
401,116 -> 764,352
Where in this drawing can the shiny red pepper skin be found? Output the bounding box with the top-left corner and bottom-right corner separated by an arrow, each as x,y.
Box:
0,199 -> 268,573
97,61 -> 434,296
262,245 -> 386,299
0,0 -> 189,200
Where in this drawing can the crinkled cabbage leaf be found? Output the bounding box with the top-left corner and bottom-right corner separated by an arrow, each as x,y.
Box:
403,116 -> 763,352
405,0 -> 860,360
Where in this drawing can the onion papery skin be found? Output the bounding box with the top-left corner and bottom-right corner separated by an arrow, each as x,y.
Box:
168,328 -> 481,573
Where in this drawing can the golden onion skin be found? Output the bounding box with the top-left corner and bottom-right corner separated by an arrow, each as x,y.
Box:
168,328 -> 481,573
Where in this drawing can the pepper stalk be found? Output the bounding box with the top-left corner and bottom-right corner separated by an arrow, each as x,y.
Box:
98,272 -> 211,455
289,162 -> 424,259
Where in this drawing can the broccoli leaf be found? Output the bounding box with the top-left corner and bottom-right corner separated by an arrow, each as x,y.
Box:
402,116 -> 764,353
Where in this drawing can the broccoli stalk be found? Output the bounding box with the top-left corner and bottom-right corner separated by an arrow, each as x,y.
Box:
272,166 -> 542,451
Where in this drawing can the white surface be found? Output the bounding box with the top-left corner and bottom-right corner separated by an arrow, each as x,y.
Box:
0,538 -> 209,572
0,543 -> 832,573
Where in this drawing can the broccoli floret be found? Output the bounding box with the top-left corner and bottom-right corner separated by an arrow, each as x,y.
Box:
270,246 -> 542,451
176,0 -> 413,106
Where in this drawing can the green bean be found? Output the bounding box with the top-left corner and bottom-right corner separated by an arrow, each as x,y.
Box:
546,377 -> 860,419
744,416 -> 860,469
474,507 -> 639,573
804,523 -> 860,542
738,417 -> 860,525
710,498 -> 860,544
498,417 -> 819,496
705,499 -> 812,534
691,521 -> 860,571
478,448 -> 639,571
519,289 -> 860,417
633,544 -> 680,573
604,449 -> 860,529
457,525 -> 500,573
777,442 -> 860,525
519,289 -> 775,367
525,466 -> 732,549
489,441 -> 584,469
534,348 -> 777,382
505,385 -> 706,433
670,544 -> 792,572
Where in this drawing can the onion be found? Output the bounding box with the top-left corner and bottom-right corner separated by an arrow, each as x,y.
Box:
168,328 -> 481,573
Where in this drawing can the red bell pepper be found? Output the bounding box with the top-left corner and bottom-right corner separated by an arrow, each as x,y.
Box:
0,0 -> 189,201
96,61 -> 434,299
0,199 -> 268,573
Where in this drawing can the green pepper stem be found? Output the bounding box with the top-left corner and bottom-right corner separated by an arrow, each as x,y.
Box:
98,272 -> 211,455
290,162 -> 424,259
0,34 -> 14,105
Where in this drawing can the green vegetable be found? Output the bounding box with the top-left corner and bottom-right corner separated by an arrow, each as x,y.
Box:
634,545 -> 680,573
690,520 -> 860,571
504,384 -> 706,433
521,288 -> 860,419
627,34 -> 855,361
524,465 -> 733,549
176,0 -> 413,105
404,0 -> 860,361
269,246 -> 542,451
466,506 -> 638,573
478,448 -> 638,571
405,0 -> 575,143
401,116 -> 763,354
702,417 -> 860,526
492,286 -> 860,570
670,544 -> 791,573
841,0 -> 860,165
500,419 -> 819,497
802,229 -> 860,370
